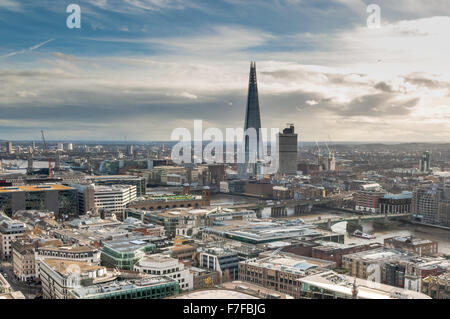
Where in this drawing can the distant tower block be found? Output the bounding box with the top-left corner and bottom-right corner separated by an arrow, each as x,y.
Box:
419,151 -> 431,172
127,145 -> 134,156
55,151 -> 61,171
278,124 -> 298,175
27,151 -> 33,175
6,141 -> 13,154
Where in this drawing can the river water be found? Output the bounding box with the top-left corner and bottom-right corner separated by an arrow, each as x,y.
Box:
211,194 -> 450,255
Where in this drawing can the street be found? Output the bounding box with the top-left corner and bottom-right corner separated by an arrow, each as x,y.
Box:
0,261 -> 42,299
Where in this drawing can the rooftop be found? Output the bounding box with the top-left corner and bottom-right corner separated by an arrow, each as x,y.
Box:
42,258 -> 104,276
343,248 -> 414,262
102,236 -> 159,253
204,220 -> 338,244
71,276 -> 177,298
171,289 -> 259,299
139,194 -> 200,202
243,253 -> 334,276
0,184 -> 73,193
299,270 -> 431,299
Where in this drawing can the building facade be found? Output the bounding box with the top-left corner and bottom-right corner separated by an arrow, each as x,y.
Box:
133,254 -> 193,291
0,213 -> 26,261
0,184 -> 78,220
277,125 -> 298,176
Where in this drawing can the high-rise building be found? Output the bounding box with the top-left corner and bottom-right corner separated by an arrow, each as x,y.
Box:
127,144 -> 134,156
277,124 -> 298,175
412,184 -> 450,227
27,149 -> 33,175
6,141 -> 13,154
239,62 -> 262,179
419,151 -> 431,172
54,151 -> 61,171
63,143 -> 73,151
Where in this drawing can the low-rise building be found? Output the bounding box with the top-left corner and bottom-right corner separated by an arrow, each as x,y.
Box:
0,273 -> 11,293
384,236 -> 438,256
70,276 -> 179,299
238,252 -> 334,298
133,253 -> 193,291
12,239 -> 37,282
39,259 -> 115,299
422,272 -> 450,299
100,236 -> 157,270
0,291 -> 26,299
341,248 -> 416,286
199,247 -> 240,282
298,270 -> 431,299
190,266 -> 222,290
0,212 -> 27,261
311,242 -> 383,267
35,245 -> 101,279
354,191 -> 386,213
144,209 -> 209,239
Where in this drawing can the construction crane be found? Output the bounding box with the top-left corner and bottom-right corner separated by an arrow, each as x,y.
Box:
41,130 -> 52,178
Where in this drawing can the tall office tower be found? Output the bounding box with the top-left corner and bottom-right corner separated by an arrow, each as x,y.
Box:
127,144 -> 134,156
419,151 -> 431,172
320,151 -> 336,171
277,124 -> 298,175
6,141 -> 13,154
32,141 -> 36,150
27,148 -> 33,175
57,143 -> 64,151
238,61 -> 262,178
412,184 -> 450,227
64,143 -> 73,151
55,151 -> 61,171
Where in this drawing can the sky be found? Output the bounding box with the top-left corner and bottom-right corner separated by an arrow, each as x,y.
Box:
1,0 -> 450,142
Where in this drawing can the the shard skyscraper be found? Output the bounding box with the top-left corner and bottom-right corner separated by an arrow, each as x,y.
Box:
239,61 -> 262,178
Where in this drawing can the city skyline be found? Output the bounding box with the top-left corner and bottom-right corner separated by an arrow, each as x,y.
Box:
1,1 -> 450,142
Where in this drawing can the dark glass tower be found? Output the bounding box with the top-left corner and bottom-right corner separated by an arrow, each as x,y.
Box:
239,61 -> 262,178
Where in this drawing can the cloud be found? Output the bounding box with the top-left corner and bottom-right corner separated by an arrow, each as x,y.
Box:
86,0 -> 201,13
306,100 -> 319,106
1,39 -> 55,58
2,3 -> 450,142
0,0 -> 21,11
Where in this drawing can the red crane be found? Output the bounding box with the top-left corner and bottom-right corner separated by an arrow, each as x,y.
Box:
41,130 -> 52,178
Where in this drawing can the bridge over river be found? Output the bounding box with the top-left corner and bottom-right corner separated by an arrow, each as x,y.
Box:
218,197 -> 411,230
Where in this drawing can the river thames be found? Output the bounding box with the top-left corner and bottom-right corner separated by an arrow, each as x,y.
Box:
211,194 -> 450,255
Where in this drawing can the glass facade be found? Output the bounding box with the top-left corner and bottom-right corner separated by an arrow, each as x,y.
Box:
100,244 -> 156,270
0,193 -> 12,215
72,281 -> 179,299
58,189 -> 79,219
